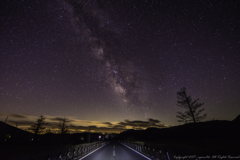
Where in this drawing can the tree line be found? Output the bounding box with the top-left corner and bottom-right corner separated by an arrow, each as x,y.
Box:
27,87 -> 207,135
29,116 -> 69,135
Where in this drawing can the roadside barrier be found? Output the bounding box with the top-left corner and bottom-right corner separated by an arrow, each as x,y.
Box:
120,141 -> 199,160
47,141 -> 107,160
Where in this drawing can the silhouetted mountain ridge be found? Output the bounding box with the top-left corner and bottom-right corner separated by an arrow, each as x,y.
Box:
232,114 -> 240,123
120,115 -> 240,141
0,121 -> 32,138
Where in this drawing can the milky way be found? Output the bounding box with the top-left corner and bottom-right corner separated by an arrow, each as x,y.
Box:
0,0 -> 239,129
61,0 -> 149,110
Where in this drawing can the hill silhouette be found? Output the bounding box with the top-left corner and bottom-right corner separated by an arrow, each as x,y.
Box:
0,121 -> 32,139
120,115 -> 240,141
119,115 -> 240,154
232,114 -> 240,123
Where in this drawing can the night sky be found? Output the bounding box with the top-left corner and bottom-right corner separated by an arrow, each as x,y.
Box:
1,0 -> 239,133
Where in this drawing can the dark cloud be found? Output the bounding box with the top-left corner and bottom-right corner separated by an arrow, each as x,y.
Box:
69,125 -> 97,130
9,114 -> 28,119
118,120 -> 149,127
82,121 -> 94,124
49,117 -> 75,122
67,118 -> 165,133
148,118 -> 160,124
66,118 -> 165,133
114,119 -> 165,129
68,124 -> 125,132
8,120 -> 34,126
102,122 -> 113,126
8,120 -> 56,128
4,112 -> 165,133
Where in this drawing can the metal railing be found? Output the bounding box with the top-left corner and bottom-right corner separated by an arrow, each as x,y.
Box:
47,141 -> 107,160
120,141 -> 199,160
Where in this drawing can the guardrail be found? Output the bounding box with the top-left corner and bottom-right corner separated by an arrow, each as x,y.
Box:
120,141 -> 199,160
47,141 -> 107,160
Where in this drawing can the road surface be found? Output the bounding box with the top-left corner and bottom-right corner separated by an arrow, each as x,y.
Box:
80,141 -> 151,160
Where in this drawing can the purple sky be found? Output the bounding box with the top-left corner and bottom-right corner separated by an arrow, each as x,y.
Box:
0,0 -> 239,133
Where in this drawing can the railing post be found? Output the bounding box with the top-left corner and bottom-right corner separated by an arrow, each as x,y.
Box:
47,154 -> 50,160
58,152 -> 62,159
159,150 -> 162,160
72,149 -> 75,159
152,148 -> 155,159
66,150 -> 69,160
166,151 -> 170,160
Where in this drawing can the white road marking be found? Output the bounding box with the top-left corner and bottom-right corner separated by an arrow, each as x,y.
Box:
79,142 -> 110,160
113,150 -> 115,156
119,142 -> 151,160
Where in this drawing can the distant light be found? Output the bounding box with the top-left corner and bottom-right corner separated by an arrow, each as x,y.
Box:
99,136 -> 101,139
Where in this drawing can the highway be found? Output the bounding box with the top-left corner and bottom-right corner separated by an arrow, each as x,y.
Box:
80,141 -> 151,160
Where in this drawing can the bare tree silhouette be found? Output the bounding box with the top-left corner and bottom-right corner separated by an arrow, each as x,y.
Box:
29,115 -> 48,135
59,118 -> 69,135
176,87 -> 207,123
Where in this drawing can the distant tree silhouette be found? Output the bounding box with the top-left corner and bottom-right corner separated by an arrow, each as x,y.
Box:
176,87 -> 207,123
45,128 -> 52,134
59,118 -> 69,135
5,116 -> 8,123
29,115 -> 48,135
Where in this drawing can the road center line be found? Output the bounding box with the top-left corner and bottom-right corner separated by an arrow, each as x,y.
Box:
119,142 -> 151,160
